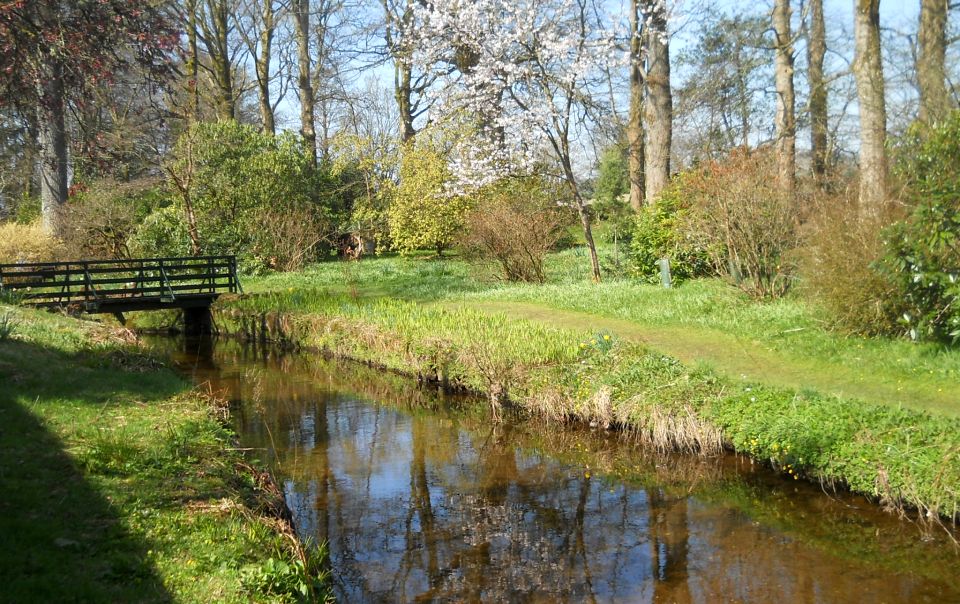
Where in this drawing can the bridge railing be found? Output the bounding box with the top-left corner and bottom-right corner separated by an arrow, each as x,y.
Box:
0,255 -> 240,311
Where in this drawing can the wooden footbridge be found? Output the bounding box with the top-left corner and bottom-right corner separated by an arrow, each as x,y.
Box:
0,255 -> 241,334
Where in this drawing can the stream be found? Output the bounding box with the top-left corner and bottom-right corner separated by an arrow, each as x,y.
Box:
155,337 -> 959,603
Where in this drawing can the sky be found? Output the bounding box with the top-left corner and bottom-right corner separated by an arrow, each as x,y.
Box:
266,0 -> 939,170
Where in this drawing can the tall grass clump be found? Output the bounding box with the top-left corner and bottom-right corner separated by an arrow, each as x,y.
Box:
0,311 -> 17,340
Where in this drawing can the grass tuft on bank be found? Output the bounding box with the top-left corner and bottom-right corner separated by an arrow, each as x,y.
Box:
0,305 -> 330,603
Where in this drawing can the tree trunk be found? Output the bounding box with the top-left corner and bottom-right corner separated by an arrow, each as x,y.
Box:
205,0 -> 235,120
256,0 -> 276,135
644,1 -> 672,205
576,195 -> 602,283
807,0 -> 828,187
396,60 -> 416,142
37,58 -> 68,236
773,0 -> 796,197
627,0 -> 645,211
852,0 -> 888,217
187,0 -> 201,120
917,0 -> 950,125
294,0 -> 317,167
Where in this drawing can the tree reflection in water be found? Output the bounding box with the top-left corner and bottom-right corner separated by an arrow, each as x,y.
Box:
163,339 -> 959,604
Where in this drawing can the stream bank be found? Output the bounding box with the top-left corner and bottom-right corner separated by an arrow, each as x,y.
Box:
208,291 -> 960,525
163,336 -> 960,602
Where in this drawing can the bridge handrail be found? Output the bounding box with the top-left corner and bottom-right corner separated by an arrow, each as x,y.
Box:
0,255 -> 241,310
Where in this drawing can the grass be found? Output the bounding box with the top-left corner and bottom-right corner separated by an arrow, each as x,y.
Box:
239,250 -> 960,417
0,305 -> 330,602
211,249 -> 960,521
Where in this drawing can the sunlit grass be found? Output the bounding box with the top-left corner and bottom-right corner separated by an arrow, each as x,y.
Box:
0,305 -> 330,602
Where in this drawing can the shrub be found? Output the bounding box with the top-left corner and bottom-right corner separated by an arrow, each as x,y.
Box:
162,121 -> 336,271
128,205 -> 195,259
800,188 -> 904,336
61,177 -> 168,259
880,113 -> 960,343
682,150 -> 800,298
592,145 -> 629,221
630,173 -> 712,284
461,177 -> 573,283
0,221 -> 66,264
388,140 -> 472,256
249,206 -> 332,272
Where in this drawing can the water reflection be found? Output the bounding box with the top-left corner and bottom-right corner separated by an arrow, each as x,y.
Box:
161,338 -> 959,603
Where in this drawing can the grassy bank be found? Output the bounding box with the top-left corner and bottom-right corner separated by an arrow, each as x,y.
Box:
209,252 -> 960,522
0,306 -> 330,602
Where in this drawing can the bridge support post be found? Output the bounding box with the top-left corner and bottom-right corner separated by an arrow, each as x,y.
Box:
183,306 -> 213,336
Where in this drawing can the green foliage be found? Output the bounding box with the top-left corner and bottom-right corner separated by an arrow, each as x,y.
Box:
630,175 -> 711,283
330,134 -> 398,253
129,205 -> 193,258
388,140 -> 472,255
13,194 -> 40,224
0,311 -> 16,340
240,548 -> 330,602
593,145 -> 629,216
155,121 -> 336,272
882,112 -> 960,343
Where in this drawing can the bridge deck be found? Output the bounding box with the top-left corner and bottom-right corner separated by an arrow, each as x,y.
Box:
0,255 -> 241,314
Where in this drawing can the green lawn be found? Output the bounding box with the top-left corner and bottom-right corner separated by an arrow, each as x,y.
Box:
0,306 -> 329,602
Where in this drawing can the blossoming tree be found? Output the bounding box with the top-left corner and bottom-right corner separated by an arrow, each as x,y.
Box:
411,0 -> 620,282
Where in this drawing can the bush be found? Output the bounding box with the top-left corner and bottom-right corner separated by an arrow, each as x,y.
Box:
461,177 -> 573,283
388,140 -> 473,256
630,173 -> 712,284
880,113 -> 960,343
61,177 -> 168,259
681,150 -> 800,298
248,206 -> 331,272
800,189 -> 904,336
162,121 -> 336,272
0,221 -> 66,264
592,145 -> 629,221
128,205 -> 193,259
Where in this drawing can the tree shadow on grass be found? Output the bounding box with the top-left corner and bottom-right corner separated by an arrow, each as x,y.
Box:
0,339 -> 176,603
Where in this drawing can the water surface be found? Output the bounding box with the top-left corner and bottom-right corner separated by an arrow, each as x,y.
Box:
161,338 -> 959,603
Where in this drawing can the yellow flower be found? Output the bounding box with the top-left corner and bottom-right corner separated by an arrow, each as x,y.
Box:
603,334 -> 611,341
